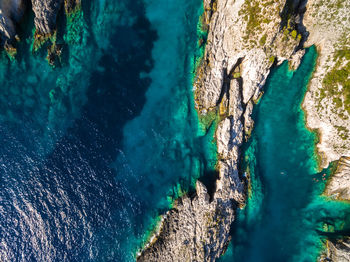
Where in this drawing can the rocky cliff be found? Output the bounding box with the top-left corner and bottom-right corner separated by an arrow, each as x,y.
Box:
138,0 -> 306,261
303,0 -> 350,168
0,0 -> 26,46
31,0 -> 64,35
301,1 -> 350,260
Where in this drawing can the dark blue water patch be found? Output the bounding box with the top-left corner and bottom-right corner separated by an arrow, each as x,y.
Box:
113,0 -> 215,230
0,1 -> 158,261
0,0 -> 213,260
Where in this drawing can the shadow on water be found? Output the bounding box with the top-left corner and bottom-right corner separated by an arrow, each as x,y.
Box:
0,1 -> 158,261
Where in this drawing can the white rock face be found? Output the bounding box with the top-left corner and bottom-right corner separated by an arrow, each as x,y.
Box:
0,0 -> 79,47
289,49 -> 305,70
325,157 -> 350,200
303,0 -> 350,168
31,0 -> 64,35
0,0 -> 25,43
328,238 -> 350,262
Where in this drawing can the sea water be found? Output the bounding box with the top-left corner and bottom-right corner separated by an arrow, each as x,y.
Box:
220,47 -> 350,262
0,0 -> 216,261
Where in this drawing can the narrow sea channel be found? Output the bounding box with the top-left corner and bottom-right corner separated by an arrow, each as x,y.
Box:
220,46 -> 350,262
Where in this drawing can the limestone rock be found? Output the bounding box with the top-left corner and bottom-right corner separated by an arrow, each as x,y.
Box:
328,238 -> 350,262
0,0 -> 66,48
137,181 -> 236,262
289,49 -> 305,70
31,0 -> 64,35
325,157 -> 350,200
243,100 -> 254,139
0,0 -> 26,44
303,0 -> 350,167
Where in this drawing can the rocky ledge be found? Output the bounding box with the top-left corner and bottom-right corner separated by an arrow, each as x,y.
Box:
31,0 -> 64,35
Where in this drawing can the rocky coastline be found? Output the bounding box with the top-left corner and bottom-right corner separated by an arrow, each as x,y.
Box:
1,0 -> 349,261
138,0 -> 350,261
138,0 -> 308,260
302,0 -> 350,169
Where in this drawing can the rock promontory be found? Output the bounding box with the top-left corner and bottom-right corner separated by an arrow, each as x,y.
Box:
138,0 -> 306,260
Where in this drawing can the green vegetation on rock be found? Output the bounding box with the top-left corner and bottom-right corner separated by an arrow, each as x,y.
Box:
322,49 -> 350,114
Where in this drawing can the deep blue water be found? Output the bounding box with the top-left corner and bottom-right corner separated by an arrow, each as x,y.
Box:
219,47 -> 350,262
0,1 -> 215,261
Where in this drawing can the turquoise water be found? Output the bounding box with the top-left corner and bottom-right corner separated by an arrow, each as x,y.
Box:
0,1 -> 216,261
220,47 -> 350,262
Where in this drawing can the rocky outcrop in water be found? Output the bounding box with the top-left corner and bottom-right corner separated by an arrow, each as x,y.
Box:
138,0 -> 305,260
0,0 -> 79,53
325,157 -> 350,201
31,0 -> 64,35
0,0 -> 26,45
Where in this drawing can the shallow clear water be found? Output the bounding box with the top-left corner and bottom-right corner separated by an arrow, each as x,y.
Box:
0,1 -> 214,261
220,47 -> 350,262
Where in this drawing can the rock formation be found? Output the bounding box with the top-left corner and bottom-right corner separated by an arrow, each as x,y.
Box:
302,0 -> 350,168
31,0 -> 64,35
0,0 -> 26,45
138,0 -> 306,260
139,0 -> 350,261
0,0 -> 349,261
321,157 -> 350,261
301,1 -> 350,260
325,157 -> 350,201
0,0 -> 79,52
327,237 -> 350,262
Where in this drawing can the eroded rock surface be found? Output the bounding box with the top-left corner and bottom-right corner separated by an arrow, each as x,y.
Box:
31,0 -> 64,35
0,0 -> 26,45
303,0 -> 350,168
303,2 -> 350,260
325,157 -> 350,201
328,238 -> 350,262
322,157 -> 350,262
